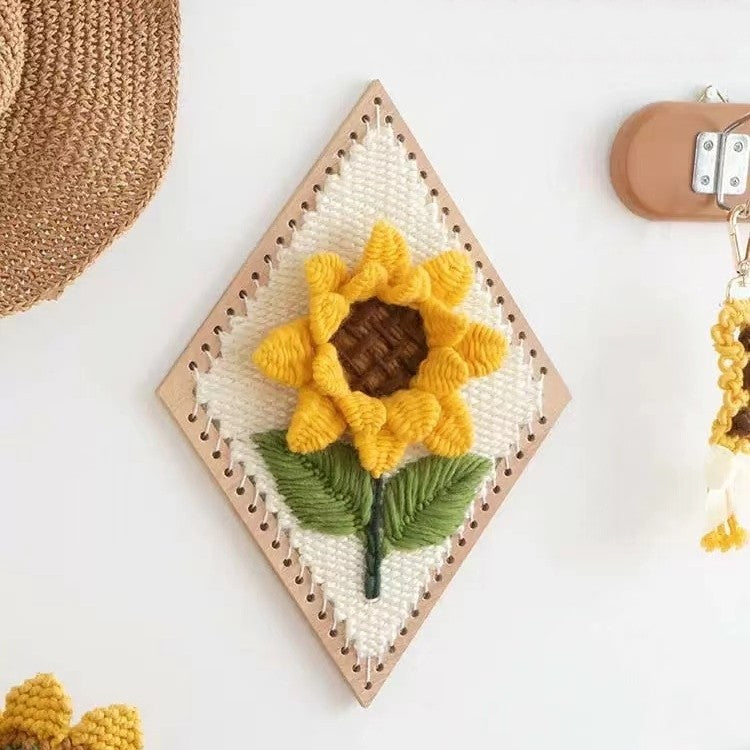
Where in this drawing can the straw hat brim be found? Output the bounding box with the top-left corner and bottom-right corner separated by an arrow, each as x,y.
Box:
0,0 -> 179,316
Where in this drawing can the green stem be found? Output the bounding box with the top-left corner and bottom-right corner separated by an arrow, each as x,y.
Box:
364,476 -> 385,600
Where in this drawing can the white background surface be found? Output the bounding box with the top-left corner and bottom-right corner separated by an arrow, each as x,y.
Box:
2,1 -> 750,747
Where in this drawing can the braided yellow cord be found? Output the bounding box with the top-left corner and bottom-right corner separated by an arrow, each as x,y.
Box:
0,674 -> 142,750
703,299 -> 750,551
709,299 -> 750,450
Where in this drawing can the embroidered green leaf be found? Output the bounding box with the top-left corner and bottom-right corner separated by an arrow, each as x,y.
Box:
383,454 -> 492,551
252,430 -> 372,535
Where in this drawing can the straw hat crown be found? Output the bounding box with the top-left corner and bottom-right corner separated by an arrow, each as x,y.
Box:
0,0 -> 23,116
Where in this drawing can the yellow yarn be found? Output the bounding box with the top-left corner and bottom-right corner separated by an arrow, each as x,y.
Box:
308,292 -> 349,345
0,675 -> 142,750
287,387 -> 346,453
709,299 -> 750,451
252,317 -> 313,388
383,389 -> 441,442
252,221 -> 509,476
704,299 -> 750,551
305,252 -> 349,295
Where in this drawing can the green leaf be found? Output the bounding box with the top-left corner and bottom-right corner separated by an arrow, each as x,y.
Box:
252,430 -> 372,535
383,454 -> 492,551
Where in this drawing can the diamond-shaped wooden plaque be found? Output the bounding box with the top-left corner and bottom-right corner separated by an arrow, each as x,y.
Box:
158,81 -> 570,706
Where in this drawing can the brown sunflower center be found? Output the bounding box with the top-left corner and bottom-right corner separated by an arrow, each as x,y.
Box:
729,326 -> 750,437
330,297 -> 428,397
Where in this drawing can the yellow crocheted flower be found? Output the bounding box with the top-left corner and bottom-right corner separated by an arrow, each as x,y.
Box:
0,674 -> 142,750
253,221 -> 507,477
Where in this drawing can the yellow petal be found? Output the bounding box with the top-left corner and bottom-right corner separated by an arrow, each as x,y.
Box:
378,266 -> 431,305
305,252 -> 349,295
424,392 -> 474,456
252,317 -> 314,388
412,347 -> 469,395
287,387 -> 346,453
336,392 -> 387,434
420,298 -> 468,347
420,251 -> 474,306
455,322 -> 508,377
69,706 -> 143,750
312,343 -> 350,397
384,389 -> 441,442
0,674 -> 72,745
362,221 -> 410,276
339,262 -> 388,302
309,292 -> 350,345
355,428 -> 407,478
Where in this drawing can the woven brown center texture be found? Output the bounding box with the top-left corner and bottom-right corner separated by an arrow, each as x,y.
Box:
330,298 -> 428,397
0,0 -> 179,316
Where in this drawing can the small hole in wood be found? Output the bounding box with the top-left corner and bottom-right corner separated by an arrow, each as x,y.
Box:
469,520 -> 478,529
295,575 -> 304,585
475,260 -> 483,269
238,289 -> 247,300
376,663 -> 384,672
283,558 -> 292,567
325,166 -> 334,175
481,502 -> 489,511
493,485 -> 500,494
199,431 -> 209,441
364,681 -> 373,690
397,133 -> 405,142
212,450 -> 221,459
516,450 -> 524,460
419,170 -> 427,179
441,206 -> 449,215
435,573 -> 443,582
373,96 -> 382,105
458,537 -> 466,546
530,349 -> 538,358
201,343 -> 210,352
235,486 -> 245,496
341,646 -> 350,655
349,131 -> 358,140
260,521 -> 269,531
306,593 -> 315,603
248,504 -> 257,513
301,201 -> 309,210
527,433 -> 536,442
504,467 -> 512,477
264,254 -> 272,264
496,296 -> 504,305
329,628 -> 338,637
539,415 -> 548,425
411,609 -> 419,618
317,611 -> 326,620
389,645 -> 396,654
362,114 -> 370,124
275,236 -> 284,245
226,307 -> 235,316
507,313 -> 515,322
540,366 -> 548,375
385,114 -> 393,124
271,539 -> 280,549
407,152 -> 416,160
337,149 -> 345,158
518,331 -> 526,340
352,663 -> 361,673
464,243 -> 472,252
446,555 -> 455,564
453,224 -> 460,233
188,361 -> 197,371
312,184 -> 321,193
187,413 -> 197,422
213,325 -> 222,334
423,591 -> 431,600
288,219 -> 296,229
430,188 -> 439,197
400,627 -> 408,636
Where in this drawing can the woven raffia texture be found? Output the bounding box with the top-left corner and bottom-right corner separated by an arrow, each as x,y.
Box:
196,124 -> 543,659
0,0 -> 179,316
331,298 -> 428,397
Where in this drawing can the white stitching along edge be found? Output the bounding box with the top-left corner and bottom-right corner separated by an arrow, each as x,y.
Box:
194,120 -> 544,661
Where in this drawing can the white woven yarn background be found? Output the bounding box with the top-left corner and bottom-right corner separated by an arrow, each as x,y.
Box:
195,123 -> 543,660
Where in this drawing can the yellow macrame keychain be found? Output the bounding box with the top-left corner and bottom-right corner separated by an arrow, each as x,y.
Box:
703,202 -> 750,552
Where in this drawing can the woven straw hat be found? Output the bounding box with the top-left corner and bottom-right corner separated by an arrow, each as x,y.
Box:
0,0 -> 179,316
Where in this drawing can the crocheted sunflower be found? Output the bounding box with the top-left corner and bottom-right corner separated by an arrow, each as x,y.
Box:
253,221 -> 507,477
0,674 -> 142,750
